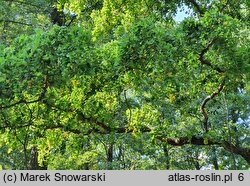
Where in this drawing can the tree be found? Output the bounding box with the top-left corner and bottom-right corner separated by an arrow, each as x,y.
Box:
0,0 -> 249,170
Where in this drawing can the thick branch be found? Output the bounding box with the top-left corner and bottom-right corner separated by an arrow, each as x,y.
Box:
0,123 -> 32,130
48,122 -> 250,165
223,141 -> 250,165
200,79 -> 225,132
116,126 -> 151,133
187,0 -> 205,15
200,37 -> 217,57
49,123 -> 250,164
43,123 -> 151,137
199,37 -> 224,73
45,124 -> 82,134
0,19 -> 33,26
161,136 -> 250,164
1,120 -> 250,165
77,113 -> 112,132
199,59 -> 225,73
161,136 -> 219,146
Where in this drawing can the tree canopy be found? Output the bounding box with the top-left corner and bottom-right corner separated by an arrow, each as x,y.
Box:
0,0 -> 250,170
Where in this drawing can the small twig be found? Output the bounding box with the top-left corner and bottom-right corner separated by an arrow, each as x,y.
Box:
219,0 -> 230,13
66,14 -> 77,27
0,76 -> 48,110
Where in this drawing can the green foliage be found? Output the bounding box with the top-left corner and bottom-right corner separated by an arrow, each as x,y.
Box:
0,0 -> 250,170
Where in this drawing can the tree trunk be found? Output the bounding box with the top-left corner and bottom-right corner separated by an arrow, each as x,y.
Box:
163,145 -> 170,170
30,146 -> 39,170
212,146 -> 219,170
29,146 -> 47,170
106,144 -> 113,170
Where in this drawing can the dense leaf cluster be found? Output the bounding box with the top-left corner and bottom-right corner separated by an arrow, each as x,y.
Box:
0,0 -> 249,170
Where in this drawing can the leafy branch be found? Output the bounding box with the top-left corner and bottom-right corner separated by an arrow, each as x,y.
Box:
186,0 -> 205,15
198,37 -> 225,73
44,123 -> 250,165
0,76 -> 48,110
161,136 -> 250,164
0,19 -> 33,26
3,0 -> 42,8
1,112 -> 249,165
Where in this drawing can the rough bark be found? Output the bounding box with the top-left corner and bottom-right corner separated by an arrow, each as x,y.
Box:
43,123 -> 250,165
106,144 -> 113,170
200,80 -> 225,132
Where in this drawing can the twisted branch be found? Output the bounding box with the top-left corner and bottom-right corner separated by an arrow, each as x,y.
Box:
199,37 -> 224,73
200,79 -> 225,132
1,115 -> 249,164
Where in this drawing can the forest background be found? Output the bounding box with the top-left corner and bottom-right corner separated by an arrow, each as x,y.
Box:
0,0 -> 250,170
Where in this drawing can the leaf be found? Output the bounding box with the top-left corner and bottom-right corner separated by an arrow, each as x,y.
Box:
204,138 -> 209,145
